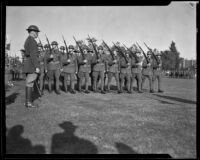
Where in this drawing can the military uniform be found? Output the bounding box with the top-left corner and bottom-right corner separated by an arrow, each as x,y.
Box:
45,44 -> 62,95
22,25 -> 40,108
106,54 -> 120,93
38,47 -> 46,94
92,48 -> 107,94
77,51 -> 92,93
152,51 -> 164,93
60,50 -> 77,94
130,54 -> 143,93
119,55 -> 132,93
141,53 -> 154,93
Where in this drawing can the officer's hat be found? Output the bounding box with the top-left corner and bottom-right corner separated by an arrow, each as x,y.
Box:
60,46 -> 65,50
26,25 -> 40,32
51,41 -> 58,46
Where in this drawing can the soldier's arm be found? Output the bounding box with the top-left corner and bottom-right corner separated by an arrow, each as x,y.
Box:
75,58 -> 78,73
59,53 -> 63,69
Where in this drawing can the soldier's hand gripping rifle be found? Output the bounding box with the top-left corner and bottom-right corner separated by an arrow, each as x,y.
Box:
88,35 -> 100,60
38,37 -> 44,51
45,34 -> 53,62
102,40 -> 115,60
112,42 -> 129,64
136,42 -> 149,64
73,36 -> 85,60
62,35 -> 69,60
144,42 -> 159,65
122,44 -> 139,63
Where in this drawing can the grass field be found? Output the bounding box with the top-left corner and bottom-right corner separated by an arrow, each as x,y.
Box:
5,77 -> 196,157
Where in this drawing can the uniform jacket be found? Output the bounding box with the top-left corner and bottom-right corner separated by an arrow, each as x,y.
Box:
61,52 -> 77,74
38,50 -> 46,72
22,36 -> 39,73
142,58 -> 153,76
152,57 -> 162,75
78,53 -> 92,73
92,53 -> 108,72
107,54 -> 120,73
119,56 -> 131,74
45,49 -> 62,71
131,56 -> 143,74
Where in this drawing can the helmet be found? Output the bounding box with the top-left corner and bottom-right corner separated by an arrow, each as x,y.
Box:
147,51 -> 151,55
37,43 -> 43,47
44,44 -> 49,49
60,46 -> 65,50
98,46 -> 103,50
51,41 -> 58,46
68,45 -> 74,49
26,25 -> 40,32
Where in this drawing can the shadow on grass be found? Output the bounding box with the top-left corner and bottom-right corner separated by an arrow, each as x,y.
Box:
154,94 -> 196,105
115,142 -> 138,154
51,121 -> 98,154
6,125 -> 46,154
6,92 -> 19,105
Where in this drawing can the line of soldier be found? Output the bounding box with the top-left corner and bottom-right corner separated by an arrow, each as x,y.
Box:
33,40 -> 164,96
168,69 -> 195,79
22,25 -> 164,108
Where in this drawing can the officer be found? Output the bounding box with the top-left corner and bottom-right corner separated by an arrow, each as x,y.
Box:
152,49 -> 164,93
91,45 -> 107,94
130,47 -> 143,93
44,41 -> 62,95
22,25 -> 40,108
141,51 -> 154,93
119,50 -> 132,93
106,48 -> 121,93
77,46 -> 92,93
60,45 -> 77,94
37,43 -> 46,95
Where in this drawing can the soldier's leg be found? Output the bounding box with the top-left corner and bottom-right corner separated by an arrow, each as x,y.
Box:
158,74 -> 164,92
90,72 -> 93,91
114,72 -> 120,93
100,71 -> 105,94
107,72 -> 112,91
152,74 -> 156,92
63,73 -> 68,92
55,69 -> 61,94
120,73 -> 125,92
25,73 -> 38,108
126,73 -> 131,93
39,73 -> 44,94
130,73 -> 136,92
148,75 -> 154,93
141,75 -> 146,90
70,73 -> 76,94
92,71 -> 98,92
47,71 -> 53,93
137,73 -> 143,93
85,72 -> 90,93
78,72 -> 83,92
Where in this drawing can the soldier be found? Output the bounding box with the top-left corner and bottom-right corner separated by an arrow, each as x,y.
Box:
77,46 -> 92,93
44,41 -> 62,95
91,45 -> 107,94
89,48 -> 95,91
60,45 -> 77,94
37,43 -> 46,95
130,47 -> 143,93
22,25 -> 40,108
141,51 -> 154,93
119,50 -> 132,93
106,48 -> 121,93
152,49 -> 164,93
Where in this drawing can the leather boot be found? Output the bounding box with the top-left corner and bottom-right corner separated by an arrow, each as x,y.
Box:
26,87 -> 38,108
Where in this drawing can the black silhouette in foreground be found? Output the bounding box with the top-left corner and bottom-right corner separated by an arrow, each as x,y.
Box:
51,121 -> 98,154
6,92 -> 19,105
115,142 -> 138,154
6,125 -> 45,154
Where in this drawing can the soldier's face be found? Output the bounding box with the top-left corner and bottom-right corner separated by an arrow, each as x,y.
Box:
52,45 -> 56,49
99,49 -> 103,54
83,49 -> 87,54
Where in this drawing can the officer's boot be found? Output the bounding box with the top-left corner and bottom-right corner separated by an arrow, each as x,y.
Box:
149,76 -> 154,93
26,87 -> 38,108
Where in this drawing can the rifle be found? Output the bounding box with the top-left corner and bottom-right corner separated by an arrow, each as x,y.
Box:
112,42 -> 129,63
122,44 -> 139,63
87,35 -> 99,60
73,36 -> 85,60
136,42 -> 149,63
62,35 -> 69,59
45,34 -> 52,54
102,40 -> 115,60
144,42 -> 159,65
38,37 -> 44,51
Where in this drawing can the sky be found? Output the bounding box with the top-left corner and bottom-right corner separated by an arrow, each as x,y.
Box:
6,2 -> 197,60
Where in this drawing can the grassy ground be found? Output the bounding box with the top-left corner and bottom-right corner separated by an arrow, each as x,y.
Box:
5,77 -> 196,157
